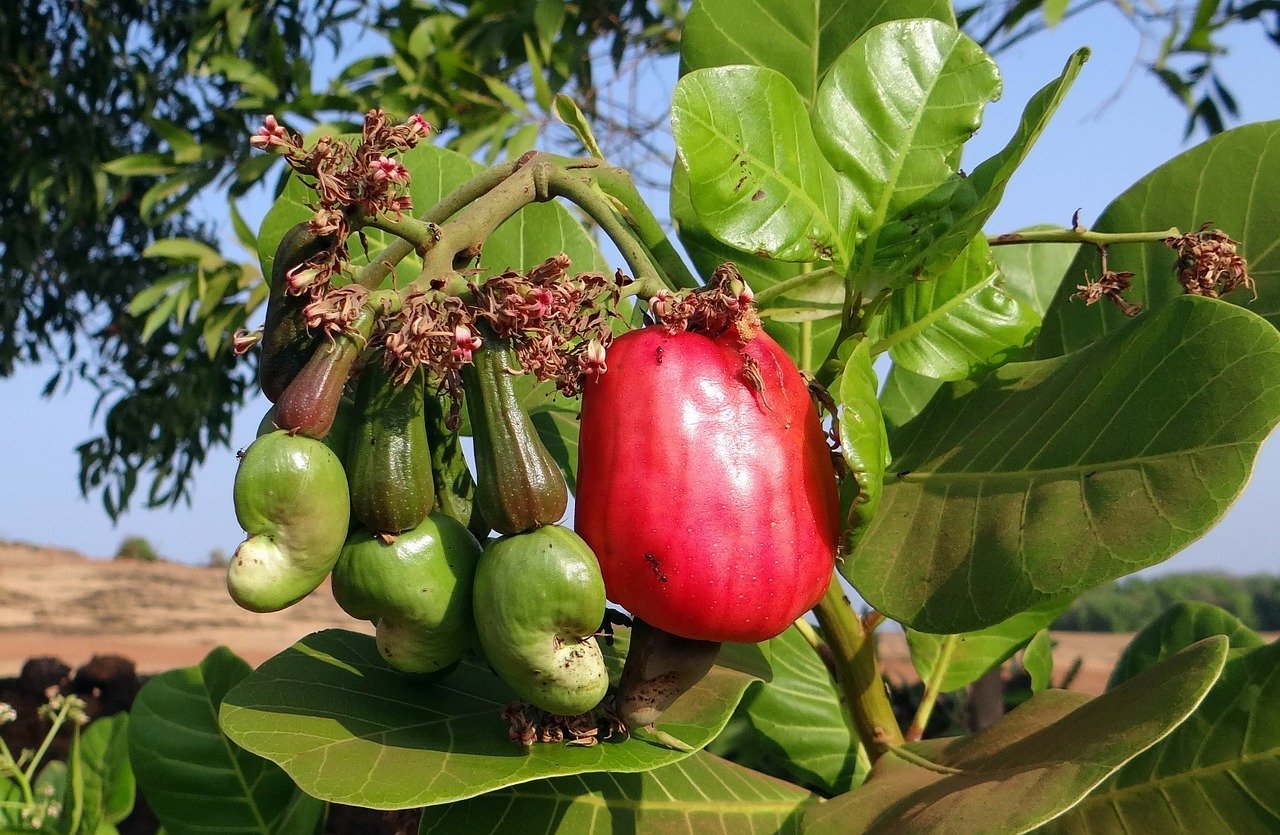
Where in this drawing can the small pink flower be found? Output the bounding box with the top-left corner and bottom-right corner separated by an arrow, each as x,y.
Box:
582,339 -> 607,379
408,114 -> 432,135
284,264 -> 321,294
250,114 -> 289,150
451,324 -> 483,362
525,287 -> 554,318
370,156 -> 403,182
649,290 -> 672,320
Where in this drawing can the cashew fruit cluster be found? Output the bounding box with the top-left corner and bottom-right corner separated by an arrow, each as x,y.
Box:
233,222 -> 840,731
230,230 -> 609,715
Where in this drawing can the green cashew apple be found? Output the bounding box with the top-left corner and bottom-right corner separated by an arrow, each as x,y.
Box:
473,525 -> 608,715
332,513 -> 482,675
229,430 -> 350,613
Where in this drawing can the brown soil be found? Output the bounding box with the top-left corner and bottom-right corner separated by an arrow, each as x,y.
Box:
0,539 -> 371,676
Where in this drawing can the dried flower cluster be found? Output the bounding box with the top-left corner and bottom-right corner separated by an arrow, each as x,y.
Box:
1166,224 -> 1255,299
378,254 -> 628,410
1072,266 -> 1140,317
380,291 -> 479,399
502,699 -> 627,748
649,263 -> 759,339
471,254 -> 628,396
250,109 -> 431,308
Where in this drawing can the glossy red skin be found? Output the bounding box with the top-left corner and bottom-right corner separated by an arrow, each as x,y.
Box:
575,325 -> 839,643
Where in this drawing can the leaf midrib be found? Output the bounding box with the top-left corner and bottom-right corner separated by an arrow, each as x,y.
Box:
887,441 -> 1251,484
1071,743 -> 1280,813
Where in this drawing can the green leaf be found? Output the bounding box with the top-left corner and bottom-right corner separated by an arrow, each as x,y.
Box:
418,750 -> 815,833
142,238 -> 223,269
1107,600 -> 1264,689
989,226 -> 1082,317
846,296 -> 1280,632
868,235 -> 1039,381
1037,120 -> 1280,358
551,94 -> 605,159
669,161 -> 838,371
126,276 -> 186,317
838,338 -> 888,545
257,141 -> 608,291
881,49 -> 1089,288
139,178 -> 189,223
1044,0 -> 1070,26
128,647 -> 325,835
738,626 -> 867,796
219,628 -> 770,809
101,152 -> 176,176
681,0 -> 955,107
908,599 -> 1069,693
879,363 -> 943,437
1023,629 -> 1054,693
1046,634 -> 1280,833
78,714 -> 135,831
804,637 -> 1229,834
812,20 -> 1000,284
672,66 -> 848,265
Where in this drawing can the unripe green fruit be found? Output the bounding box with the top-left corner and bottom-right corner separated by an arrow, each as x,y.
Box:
259,223 -> 327,402
332,513 -> 482,675
229,430 -> 350,613
473,525 -> 608,715
463,339 -> 568,535
347,363 -> 435,533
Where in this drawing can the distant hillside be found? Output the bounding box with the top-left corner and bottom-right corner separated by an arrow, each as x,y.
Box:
1054,572 -> 1280,632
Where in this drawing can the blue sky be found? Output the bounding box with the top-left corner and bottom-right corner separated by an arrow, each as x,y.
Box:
1,6 -> 1278,572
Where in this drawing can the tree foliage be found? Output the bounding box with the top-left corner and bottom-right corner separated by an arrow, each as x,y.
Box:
1054,572 -> 1280,632
1,0 -> 1277,513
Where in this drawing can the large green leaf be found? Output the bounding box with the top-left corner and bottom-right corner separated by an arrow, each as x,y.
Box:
219,628 -> 770,809
869,235 -> 1039,380
669,161 -> 839,372
846,295 -> 1280,632
804,637 -> 1229,833
1046,628 -> 1280,832
78,713 -> 135,833
672,67 -> 849,265
990,227 -> 1082,318
417,750 -> 815,833
838,338 -> 888,544
1036,120 -> 1280,358
128,647 -> 324,835
257,141 -> 607,290
813,19 -> 1000,286
737,626 -> 867,796
681,0 -> 955,107
899,49 -> 1089,284
1107,601 -> 1265,689
879,363 -> 944,437
908,598 -> 1069,693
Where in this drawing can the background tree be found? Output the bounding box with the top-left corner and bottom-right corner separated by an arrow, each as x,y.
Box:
1,0 -> 1275,513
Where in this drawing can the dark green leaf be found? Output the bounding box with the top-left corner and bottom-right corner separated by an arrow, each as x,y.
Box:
78,713 -> 135,831
1036,120 -> 1280,357
1023,629 -> 1054,693
129,647 -> 324,835
838,338 -> 888,544
990,227 -> 1082,318
681,0 -> 955,107
879,363 -> 944,437
804,637 -> 1229,833
418,750 -> 815,833
219,628 -> 770,809
1047,635 -> 1280,833
813,20 -> 1000,284
846,296 -> 1280,632
868,235 -> 1039,380
908,599 -> 1069,692
738,626 -> 868,796
1107,600 -> 1264,689
672,66 -> 848,265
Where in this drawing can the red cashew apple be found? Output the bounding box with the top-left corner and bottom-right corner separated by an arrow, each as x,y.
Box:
575,324 -> 840,643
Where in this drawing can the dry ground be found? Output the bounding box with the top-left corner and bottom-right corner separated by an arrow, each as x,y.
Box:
5,539 -> 1252,694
